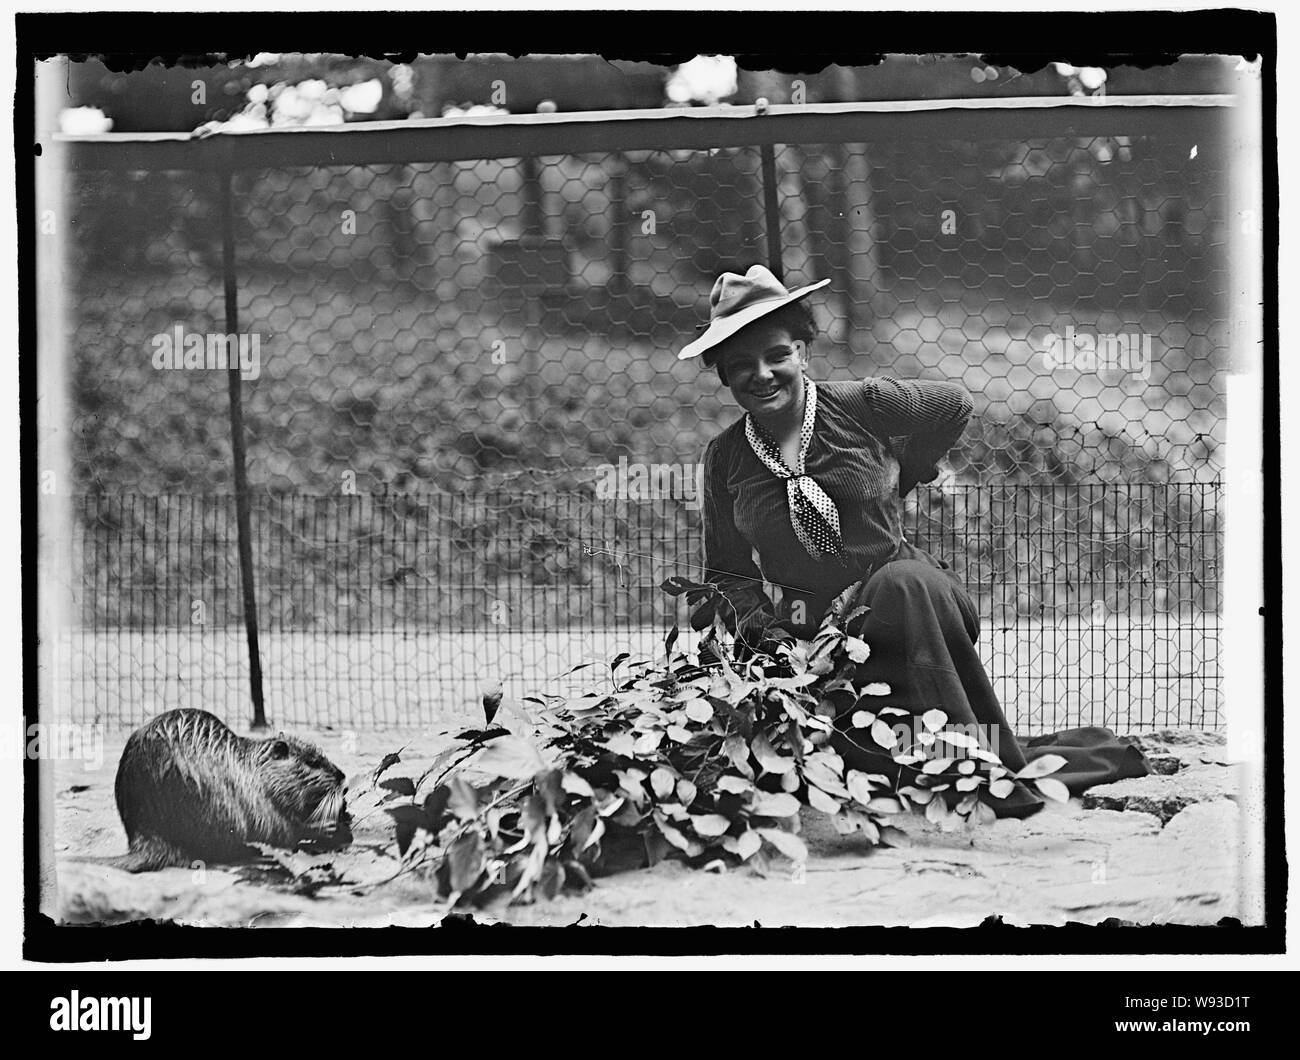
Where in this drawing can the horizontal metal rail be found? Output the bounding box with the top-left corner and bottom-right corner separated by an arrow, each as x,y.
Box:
59,95 -> 1236,171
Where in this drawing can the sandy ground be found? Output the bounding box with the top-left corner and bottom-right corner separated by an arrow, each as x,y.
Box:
50,726 -> 1259,929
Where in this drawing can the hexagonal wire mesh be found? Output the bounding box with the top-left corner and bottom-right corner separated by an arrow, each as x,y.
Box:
58,110 -> 1224,733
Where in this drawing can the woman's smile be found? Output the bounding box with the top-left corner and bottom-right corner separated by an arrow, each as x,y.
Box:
715,320 -> 809,424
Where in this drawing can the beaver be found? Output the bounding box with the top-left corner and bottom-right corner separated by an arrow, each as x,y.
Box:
109,708 -> 351,872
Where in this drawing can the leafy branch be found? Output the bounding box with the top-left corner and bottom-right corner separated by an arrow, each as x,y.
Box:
366,576 -> 1068,908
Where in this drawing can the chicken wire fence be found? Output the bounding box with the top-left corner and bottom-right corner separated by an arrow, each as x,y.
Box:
53,99 -> 1229,733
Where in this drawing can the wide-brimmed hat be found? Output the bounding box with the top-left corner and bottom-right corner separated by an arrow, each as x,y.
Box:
678,264 -> 830,362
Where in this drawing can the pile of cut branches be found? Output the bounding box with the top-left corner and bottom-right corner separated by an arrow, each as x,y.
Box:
355,578 -> 1067,910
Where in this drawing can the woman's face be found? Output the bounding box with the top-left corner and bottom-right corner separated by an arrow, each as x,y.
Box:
717,320 -> 808,421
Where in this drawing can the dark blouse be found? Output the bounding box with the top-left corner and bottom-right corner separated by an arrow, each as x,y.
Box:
691,377 -> 973,635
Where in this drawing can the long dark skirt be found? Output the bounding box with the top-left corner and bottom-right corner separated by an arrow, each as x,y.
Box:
825,539 -> 1150,819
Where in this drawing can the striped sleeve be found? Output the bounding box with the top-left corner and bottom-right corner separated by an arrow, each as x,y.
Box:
858,377 -> 973,494
858,377 -> 973,438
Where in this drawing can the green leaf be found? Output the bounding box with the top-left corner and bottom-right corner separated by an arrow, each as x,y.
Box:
683,698 -> 714,723
723,734 -> 752,775
807,652 -> 836,676
374,751 -> 403,780
654,816 -> 696,854
772,672 -> 820,690
806,784 -> 841,815
614,770 -> 648,804
567,805 -> 597,850
423,785 -> 451,833
899,785 -> 934,805
1017,754 -> 1068,780
1034,777 -> 1071,803
870,719 -> 898,749
843,637 -> 871,663
446,775 -> 480,821
413,743 -> 466,790
878,825 -> 912,848
447,831 -> 485,893
660,575 -> 699,597
808,632 -> 843,667
809,749 -> 845,774
925,797 -> 950,826
751,731 -> 795,775
843,604 -> 870,626
860,682 -> 891,697
596,794 -> 626,818
751,792 -> 801,818
603,732 -> 637,758
988,778 -> 1016,799
471,735 -> 548,779
717,774 -> 753,795
665,624 -> 680,657
936,731 -> 977,750
801,760 -> 849,798
850,710 -> 875,728
650,767 -> 676,800
756,828 -> 808,862
691,813 -> 732,837
921,709 -> 948,732
866,797 -> 904,814
633,731 -> 664,755
583,815 -> 606,852
921,757 -> 956,775
561,772 -> 594,797
385,804 -> 428,856
779,696 -> 809,724
666,724 -> 693,743
379,776 -> 416,797
560,661 -> 598,678
735,829 -> 761,860
955,775 -> 981,792
845,770 -> 876,807
676,779 -> 698,806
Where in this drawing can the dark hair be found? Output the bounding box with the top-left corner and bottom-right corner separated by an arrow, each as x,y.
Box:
705,299 -> 817,384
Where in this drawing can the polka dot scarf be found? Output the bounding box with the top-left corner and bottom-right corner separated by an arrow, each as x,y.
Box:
744,378 -> 848,566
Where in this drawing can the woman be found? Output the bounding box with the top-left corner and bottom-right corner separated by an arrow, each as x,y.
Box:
680,265 -> 1149,819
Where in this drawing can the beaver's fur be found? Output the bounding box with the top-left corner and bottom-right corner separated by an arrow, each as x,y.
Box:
110,709 -> 350,872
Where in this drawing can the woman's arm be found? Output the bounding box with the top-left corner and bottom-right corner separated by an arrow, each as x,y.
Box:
859,377 -> 973,495
689,438 -> 778,636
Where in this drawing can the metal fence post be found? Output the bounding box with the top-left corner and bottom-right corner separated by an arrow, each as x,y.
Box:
219,170 -> 268,731
759,142 -> 783,281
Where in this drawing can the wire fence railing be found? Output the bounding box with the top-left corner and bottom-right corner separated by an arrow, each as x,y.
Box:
52,482 -> 1221,733
52,97 -> 1234,733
